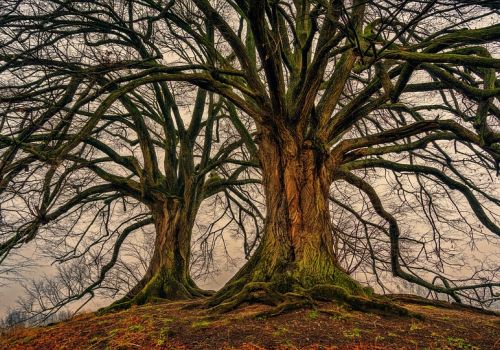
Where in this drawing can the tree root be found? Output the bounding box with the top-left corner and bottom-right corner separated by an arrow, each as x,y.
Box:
210,282 -> 284,313
97,299 -> 133,315
208,282 -> 420,319
97,274 -> 213,315
255,292 -> 315,318
386,294 -> 499,316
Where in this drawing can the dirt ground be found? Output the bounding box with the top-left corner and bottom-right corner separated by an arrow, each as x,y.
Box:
1,299 -> 498,349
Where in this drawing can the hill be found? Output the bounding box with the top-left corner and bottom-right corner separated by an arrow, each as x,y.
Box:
1,298 -> 498,349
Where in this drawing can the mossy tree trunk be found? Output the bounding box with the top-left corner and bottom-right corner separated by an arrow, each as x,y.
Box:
209,126 -> 379,313
106,195 -> 210,311
100,89 -> 223,312
128,198 -> 209,303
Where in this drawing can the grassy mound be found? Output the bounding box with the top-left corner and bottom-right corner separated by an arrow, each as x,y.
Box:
1,298 -> 498,349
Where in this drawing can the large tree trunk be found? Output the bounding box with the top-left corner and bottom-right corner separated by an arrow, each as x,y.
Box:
209,127 -> 386,314
128,199 -> 209,302
105,198 -> 209,311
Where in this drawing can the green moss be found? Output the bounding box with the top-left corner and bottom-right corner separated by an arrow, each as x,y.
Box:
207,238 -> 412,318
309,284 -> 349,301
343,328 -> 362,338
209,278 -> 247,307
363,286 -> 375,295
447,337 -> 478,350
271,273 -> 299,293
191,320 -> 211,328
101,266 -> 201,314
97,299 -> 132,314
128,324 -> 144,332
307,309 -> 319,319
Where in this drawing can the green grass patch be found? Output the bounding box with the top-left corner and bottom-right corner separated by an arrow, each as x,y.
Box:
272,326 -> 289,337
157,326 -> 175,346
107,328 -> 123,336
191,320 -> 211,328
20,336 -> 35,344
128,324 -> 144,332
409,322 -> 423,331
308,309 -> 319,319
447,337 -> 478,350
343,328 -> 361,338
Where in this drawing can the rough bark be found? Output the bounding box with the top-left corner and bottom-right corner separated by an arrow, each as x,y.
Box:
242,128 -> 356,289
207,126 -> 406,316
103,198 -> 210,312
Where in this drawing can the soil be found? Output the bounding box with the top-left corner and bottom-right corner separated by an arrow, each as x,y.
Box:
1,299 -> 498,349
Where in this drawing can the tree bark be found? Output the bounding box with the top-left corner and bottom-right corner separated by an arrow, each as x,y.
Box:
131,199 -> 208,302
210,126 -> 370,311
106,198 -> 209,311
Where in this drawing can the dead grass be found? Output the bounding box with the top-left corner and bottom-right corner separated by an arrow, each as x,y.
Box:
0,299 -> 498,349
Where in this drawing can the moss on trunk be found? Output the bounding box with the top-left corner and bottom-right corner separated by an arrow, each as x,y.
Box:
208,130 -> 411,317
100,199 -> 211,313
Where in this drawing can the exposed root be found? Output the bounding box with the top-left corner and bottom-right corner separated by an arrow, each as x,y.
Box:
255,292 -> 315,318
386,294 -> 498,316
208,281 -> 418,318
210,282 -> 284,313
98,272 -> 212,314
181,299 -> 209,310
207,278 -> 248,308
309,284 -> 419,318
97,299 -> 133,315
195,288 -> 216,297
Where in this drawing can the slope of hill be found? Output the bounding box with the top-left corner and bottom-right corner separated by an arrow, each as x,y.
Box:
1,298 -> 498,349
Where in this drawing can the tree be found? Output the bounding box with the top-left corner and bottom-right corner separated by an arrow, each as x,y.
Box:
156,0 -> 500,313
1,0 -> 499,315
0,0 -> 259,316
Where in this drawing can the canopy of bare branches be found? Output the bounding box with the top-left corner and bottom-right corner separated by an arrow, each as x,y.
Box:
0,0 -> 498,323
